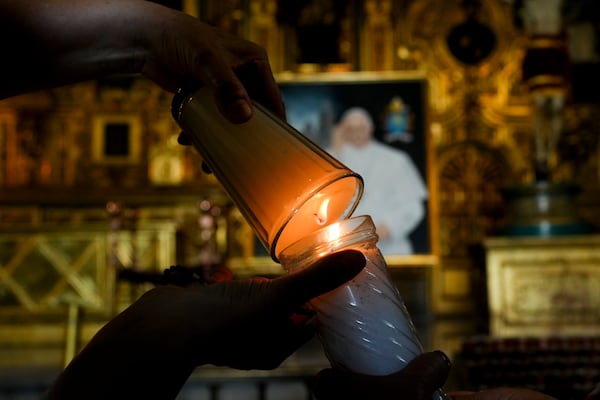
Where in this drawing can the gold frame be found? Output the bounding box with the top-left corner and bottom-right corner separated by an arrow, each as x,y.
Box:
92,114 -> 142,164
228,71 -> 439,274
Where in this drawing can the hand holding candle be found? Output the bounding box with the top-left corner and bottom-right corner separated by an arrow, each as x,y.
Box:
172,87 -> 445,399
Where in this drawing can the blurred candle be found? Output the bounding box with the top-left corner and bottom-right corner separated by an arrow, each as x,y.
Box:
172,87 -> 363,261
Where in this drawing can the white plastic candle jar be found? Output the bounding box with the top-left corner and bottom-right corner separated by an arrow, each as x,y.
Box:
280,215 -> 446,400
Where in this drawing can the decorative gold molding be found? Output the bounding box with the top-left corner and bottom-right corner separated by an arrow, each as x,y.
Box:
361,0 -> 395,70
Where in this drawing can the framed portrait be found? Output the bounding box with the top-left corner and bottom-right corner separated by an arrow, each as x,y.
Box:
229,71 -> 438,274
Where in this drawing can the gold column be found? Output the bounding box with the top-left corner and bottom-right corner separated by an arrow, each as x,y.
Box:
362,0 -> 394,71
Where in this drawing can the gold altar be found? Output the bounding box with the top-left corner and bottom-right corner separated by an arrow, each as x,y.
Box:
485,235 -> 600,337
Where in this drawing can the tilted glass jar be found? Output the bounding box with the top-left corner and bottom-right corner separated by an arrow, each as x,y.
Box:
172,87 -> 363,262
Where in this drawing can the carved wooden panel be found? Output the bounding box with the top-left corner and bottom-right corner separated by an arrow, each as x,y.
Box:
485,235 -> 600,337
0,223 -> 176,316
0,230 -> 112,313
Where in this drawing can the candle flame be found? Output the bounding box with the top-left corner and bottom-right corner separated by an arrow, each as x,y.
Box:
314,197 -> 330,226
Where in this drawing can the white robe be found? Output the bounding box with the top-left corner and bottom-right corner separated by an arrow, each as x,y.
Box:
334,140 -> 428,255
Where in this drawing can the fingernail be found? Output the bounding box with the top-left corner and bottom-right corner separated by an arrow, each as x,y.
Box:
434,350 -> 452,368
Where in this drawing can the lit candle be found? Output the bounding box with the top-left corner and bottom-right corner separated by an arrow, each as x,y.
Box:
172,87 -> 363,262
273,177 -> 360,259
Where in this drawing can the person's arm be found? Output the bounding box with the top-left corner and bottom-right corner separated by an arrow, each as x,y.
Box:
45,250 -> 366,400
0,0 -> 284,123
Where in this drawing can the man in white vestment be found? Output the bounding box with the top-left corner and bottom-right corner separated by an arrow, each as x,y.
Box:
330,107 -> 428,255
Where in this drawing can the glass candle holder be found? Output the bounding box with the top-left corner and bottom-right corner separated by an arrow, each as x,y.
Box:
280,215 -> 446,399
172,87 -> 363,262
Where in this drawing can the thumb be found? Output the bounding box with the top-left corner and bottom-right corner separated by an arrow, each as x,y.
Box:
312,351 -> 451,400
269,249 -> 366,314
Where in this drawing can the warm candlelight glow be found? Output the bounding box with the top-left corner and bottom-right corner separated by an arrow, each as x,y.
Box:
274,177 -> 360,260
173,86 -> 363,262
327,220 -> 341,243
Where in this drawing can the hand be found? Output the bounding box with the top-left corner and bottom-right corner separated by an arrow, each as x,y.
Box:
173,249 -> 365,370
134,1 -> 285,122
312,350 -> 451,400
46,249 -> 366,400
1,0 -> 285,123
447,388 -> 558,400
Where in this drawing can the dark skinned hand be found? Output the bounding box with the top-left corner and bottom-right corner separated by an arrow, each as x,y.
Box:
312,350 -> 451,400
0,0 -> 285,123
46,249 -> 366,400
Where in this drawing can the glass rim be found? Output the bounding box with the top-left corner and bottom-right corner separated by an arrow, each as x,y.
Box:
271,172 -> 364,262
278,214 -> 376,269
